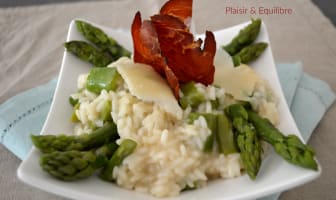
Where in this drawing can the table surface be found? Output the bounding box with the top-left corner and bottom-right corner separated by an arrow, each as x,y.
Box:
0,0 -> 335,199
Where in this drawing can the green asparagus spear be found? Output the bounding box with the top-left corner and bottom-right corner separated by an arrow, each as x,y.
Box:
223,18 -> 262,56
179,82 -> 206,109
232,55 -> 241,67
100,139 -> 137,181
94,142 -> 119,158
216,114 -> 238,155
247,110 -> 318,170
64,41 -> 113,67
31,122 -> 118,153
225,104 -> 263,180
189,112 -> 238,154
40,150 -> 97,181
92,142 -> 119,169
233,42 -> 268,66
76,20 -> 131,59
202,114 -> 217,153
40,142 -> 118,181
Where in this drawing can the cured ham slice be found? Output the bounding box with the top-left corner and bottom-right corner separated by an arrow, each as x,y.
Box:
160,0 -> 192,26
151,15 -> 216,84
131,0 -> 216,98
131,12 -> 180,98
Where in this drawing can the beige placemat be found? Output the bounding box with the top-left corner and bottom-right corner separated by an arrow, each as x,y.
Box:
0,0 -> 335,199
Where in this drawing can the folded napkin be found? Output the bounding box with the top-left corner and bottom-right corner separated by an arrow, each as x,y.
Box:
0,78 -> 57,159
0,63 -> 335,199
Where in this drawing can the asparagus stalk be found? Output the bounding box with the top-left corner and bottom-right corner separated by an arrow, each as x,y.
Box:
247,110 -> 318,170
31,122 -> 118,153
202,114 -> 217,153
64,40 -> 113,67
75,20 -> 131,60
233,42 -> 268,66
40,150 -> 97,181
100,139 -> 137,181
225,104 -> 263,180
40,142 -> 117,181
216,114 -> 238,155
94,142 -> 119,158
189,112 -> 238,154
223,18 -> 262,56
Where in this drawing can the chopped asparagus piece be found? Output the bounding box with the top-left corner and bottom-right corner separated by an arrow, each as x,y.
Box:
69,96 -> 79,107
179,82 -> 206,109
99,100 -> 112,121
100,139 -> 137,181
188,112 -> 217,153
216,114 -> 238,155
86,67 -> 121,94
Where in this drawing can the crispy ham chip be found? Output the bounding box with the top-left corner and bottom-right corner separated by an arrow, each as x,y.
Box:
131,12 -> 180,98
131,0 -> 216,98
131,12 -> 165,75
151,15 -> 216,84
160,0 -> 192,26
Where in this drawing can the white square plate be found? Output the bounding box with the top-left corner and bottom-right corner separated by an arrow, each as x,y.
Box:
18,19 -> 320,200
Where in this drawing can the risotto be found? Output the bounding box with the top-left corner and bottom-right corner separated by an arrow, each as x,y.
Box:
69,56 -> 277,197
29,0 -> 318,197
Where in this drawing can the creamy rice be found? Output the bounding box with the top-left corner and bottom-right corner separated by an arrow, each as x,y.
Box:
70,62 -> 277,197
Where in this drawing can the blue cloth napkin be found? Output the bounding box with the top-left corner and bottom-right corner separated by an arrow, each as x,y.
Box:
0,63 -> 335,199
0,79 -> 57,159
